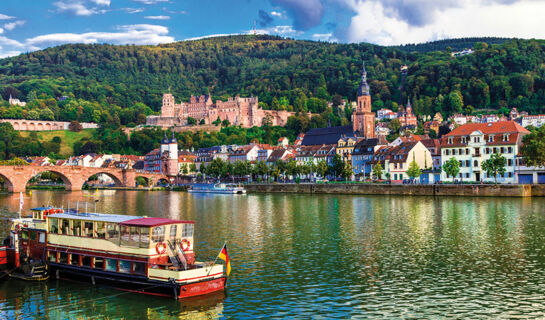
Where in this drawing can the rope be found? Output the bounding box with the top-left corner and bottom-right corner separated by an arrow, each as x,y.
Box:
0,267 -> 17,280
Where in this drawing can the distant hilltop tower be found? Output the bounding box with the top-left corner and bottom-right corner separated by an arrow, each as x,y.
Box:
352,62 -> 376,139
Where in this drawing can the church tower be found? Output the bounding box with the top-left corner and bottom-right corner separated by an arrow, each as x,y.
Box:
353,62 -> 376,138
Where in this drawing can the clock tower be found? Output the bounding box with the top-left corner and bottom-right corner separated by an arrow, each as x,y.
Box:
353,62 -> 376,139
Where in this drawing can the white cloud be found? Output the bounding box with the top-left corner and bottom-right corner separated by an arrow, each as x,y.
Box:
0,14 -> 15,20
312,33 -> 336,42
25,24 -> 174,47
90,0 -> 110,5
144,15 -> 170,20
342,0 -> 545,45
253,25 -> 303,36
0,28 -> 3,34
53,0 -> 109,16
4,20 -> 25,31
123,8 -> 145,14
270,11 -> 284,18
184,33 -> 242,41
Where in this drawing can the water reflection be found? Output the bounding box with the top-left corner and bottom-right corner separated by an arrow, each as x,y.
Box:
1,191 -> 545,318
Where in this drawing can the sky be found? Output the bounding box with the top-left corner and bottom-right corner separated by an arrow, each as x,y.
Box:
1,0 -> 545,58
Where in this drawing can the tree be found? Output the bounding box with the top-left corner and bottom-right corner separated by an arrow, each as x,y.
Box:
316,160 -> 328,179
341,161 -> 353,181
221,119 -> 230,127
69,120 -> 83,132
442,157 -> 460,181
406,154 -> 422,181
388,118 -> 401,134
481,153 -> 507,185
331,154 -> 344,179
520,126 -> 545,167
372,162 -> 383,180
187,117 -> 197,125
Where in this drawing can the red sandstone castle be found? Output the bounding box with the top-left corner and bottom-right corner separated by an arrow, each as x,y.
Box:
146,94 -> 300,128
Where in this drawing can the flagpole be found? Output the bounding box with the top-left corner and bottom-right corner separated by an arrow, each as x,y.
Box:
207,241 -> 227,276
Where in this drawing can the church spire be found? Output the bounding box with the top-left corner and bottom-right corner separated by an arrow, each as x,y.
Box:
358,61 -> 370,96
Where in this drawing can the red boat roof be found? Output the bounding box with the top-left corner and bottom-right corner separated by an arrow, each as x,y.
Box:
120,217 -> 194,227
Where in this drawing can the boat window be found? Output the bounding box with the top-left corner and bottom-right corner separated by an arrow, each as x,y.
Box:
70,254 -> 80,266
105,259 -> 117,272
49,218 -> 59,234
61,219 -> 70,235
94,257 -> 104,270
96,222 -> 106,239
21,230 -> 29,240
84,222 -> 94,237
48,251 -> 57,263
30,230 -> 37,241
106,223 -> 119,240
133,262 -> 146,275
82,256 -> 92,267
73,220 -> 81,236
129,227 -> 140,247
182,224 -> 194,238
170,225 -> 177,241
39,232 -> 45,243
59,252 -> 68,264
119,260 -> 131,273
151,226 -> 165,243
140,228 -> 150,248
120,226 -> 130,246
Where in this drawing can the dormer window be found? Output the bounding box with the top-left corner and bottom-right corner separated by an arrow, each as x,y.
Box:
448,137 -> 453,144
503,134 -> 509,142
461,136 -> 467,144
488,135 -> 494,143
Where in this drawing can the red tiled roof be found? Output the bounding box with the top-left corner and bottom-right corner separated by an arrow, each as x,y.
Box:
445,121 -> 529,136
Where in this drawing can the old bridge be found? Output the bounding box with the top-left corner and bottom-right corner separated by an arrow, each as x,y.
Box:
0,166 -> 169,193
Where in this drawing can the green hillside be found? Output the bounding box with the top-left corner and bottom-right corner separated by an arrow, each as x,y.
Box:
1,35 -> 545,126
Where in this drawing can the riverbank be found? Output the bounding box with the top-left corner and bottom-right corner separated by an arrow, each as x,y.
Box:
244,183 -> 545,197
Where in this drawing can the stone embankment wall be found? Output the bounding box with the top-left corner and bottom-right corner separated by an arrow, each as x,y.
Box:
245,184 -> 534,197
0,119 -> 98,131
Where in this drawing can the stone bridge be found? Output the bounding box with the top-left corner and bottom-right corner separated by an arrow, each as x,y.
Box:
0,166 -> 169,193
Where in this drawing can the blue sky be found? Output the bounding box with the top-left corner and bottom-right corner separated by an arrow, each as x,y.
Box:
1,0 -> 545,58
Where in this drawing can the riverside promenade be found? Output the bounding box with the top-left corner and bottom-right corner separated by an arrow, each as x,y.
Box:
244,183 -> 545,197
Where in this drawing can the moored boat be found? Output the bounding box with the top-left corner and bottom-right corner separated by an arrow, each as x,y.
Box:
1,207 -> 230,300
188,183 -> 246,194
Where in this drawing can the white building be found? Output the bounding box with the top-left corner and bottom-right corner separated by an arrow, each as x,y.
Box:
520,115 -> 545,128
9,95 -> 26,107
440,121 -> 530,183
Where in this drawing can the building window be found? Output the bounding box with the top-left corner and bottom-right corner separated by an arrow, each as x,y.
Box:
500,147 -> 505,153
465,149 -> 469,155
489,135 -> 494,142
504,134 -> 509,142
508,147 -> 512,153
474,160 -> 478,167
448,138 -> 453,144
459,148 -> 463,155
400,163 -> 403,169
466,160 -> 470,167
508,159 -> 513,166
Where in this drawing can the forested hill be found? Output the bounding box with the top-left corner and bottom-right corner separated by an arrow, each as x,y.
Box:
0,34 -> 545,128
394,37 -> 511,53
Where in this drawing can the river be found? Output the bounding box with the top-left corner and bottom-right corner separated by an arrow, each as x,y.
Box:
1,190 -> 545,319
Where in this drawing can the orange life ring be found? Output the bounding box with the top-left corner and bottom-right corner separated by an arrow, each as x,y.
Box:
156,242 -> 167,255
181,239 -> 190,251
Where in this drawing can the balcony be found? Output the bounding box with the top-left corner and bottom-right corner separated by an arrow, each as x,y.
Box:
472,153 -> 481,157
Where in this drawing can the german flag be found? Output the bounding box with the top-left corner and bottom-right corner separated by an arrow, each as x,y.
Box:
218,244 -> 231,276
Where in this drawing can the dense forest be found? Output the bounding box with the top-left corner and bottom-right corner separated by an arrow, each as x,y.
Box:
0,35 -> 544,158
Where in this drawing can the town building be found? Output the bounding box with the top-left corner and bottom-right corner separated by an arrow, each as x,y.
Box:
520,115 -> 545,128
439,121 -> 529,183
8,95 -> 26,107
371,141 -> 432,182
377,108 -> 397,120
397,99 -> 418,128
336,136 -> 361,162
146,93 -> 303,129
352,138 -> 386,179
295,145 -> 322,164
266,148 -> 295,166
143,133 -> 178,175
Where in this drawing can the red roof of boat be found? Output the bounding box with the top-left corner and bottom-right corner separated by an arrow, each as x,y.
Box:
120,217 -> 194,227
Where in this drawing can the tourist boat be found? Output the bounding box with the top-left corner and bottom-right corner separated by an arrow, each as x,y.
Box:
1,207 -> 228,299
188,183 -> 246,194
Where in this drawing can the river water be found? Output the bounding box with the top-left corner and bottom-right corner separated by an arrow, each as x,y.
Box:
1,190 -> 545,319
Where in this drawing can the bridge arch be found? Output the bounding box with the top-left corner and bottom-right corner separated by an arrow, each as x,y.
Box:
26,169 -> 72,190
83,171 -> 123,188
0,173 -> 14,192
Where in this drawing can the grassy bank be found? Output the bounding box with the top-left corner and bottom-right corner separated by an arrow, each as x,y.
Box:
19,129 -> 95,157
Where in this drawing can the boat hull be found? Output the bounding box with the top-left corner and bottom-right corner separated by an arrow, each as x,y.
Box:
50,263 -> 226,299
188,189 -> 245,194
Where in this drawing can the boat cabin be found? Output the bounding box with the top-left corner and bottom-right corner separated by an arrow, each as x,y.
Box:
45,212 -> 195,278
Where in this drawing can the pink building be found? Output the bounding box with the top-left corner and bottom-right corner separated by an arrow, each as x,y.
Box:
147,93 -> 303,129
